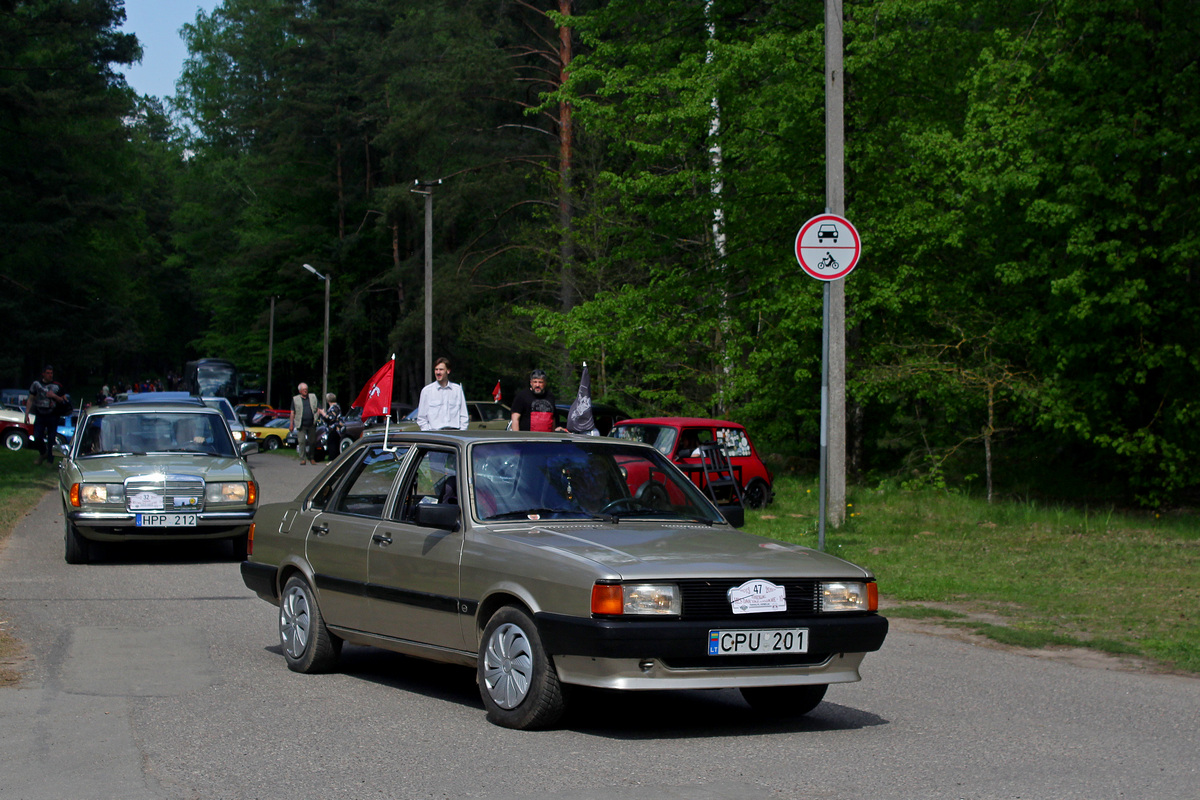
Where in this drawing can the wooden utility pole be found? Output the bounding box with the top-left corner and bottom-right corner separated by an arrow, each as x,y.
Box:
825,0 -> 846,527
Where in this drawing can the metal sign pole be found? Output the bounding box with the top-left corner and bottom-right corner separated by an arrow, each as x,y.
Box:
819,281 -> 830,552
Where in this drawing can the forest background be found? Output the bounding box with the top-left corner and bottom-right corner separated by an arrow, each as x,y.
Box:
2,0 -> 1197,508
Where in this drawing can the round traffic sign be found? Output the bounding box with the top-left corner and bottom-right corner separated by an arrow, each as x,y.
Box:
795,214 -> 861,281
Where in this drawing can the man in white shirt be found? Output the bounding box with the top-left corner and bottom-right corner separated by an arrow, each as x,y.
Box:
417,357 -> 468,431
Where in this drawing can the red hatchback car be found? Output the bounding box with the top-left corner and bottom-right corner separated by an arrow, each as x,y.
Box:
611,417 -> 774,508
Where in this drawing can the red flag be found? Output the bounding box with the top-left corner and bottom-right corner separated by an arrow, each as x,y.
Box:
352,359 -> 394,418
492,380 -> 502,403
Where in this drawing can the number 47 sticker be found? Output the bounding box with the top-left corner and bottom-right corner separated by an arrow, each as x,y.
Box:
727,579 -> 788,614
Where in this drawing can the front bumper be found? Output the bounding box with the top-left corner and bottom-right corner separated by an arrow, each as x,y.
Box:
67,509 -> 254,541
535,611 -> 888,690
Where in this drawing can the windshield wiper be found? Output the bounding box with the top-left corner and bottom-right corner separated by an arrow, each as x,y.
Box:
486,507 -> 607,522
609,508 -> 715,526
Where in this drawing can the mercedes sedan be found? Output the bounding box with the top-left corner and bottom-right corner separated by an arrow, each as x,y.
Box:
60,399 -> 258,563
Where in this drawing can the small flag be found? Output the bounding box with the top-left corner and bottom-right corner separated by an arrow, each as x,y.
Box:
566,362 -> 595,435
352,358 -> 394,419
492,380 -> 502,403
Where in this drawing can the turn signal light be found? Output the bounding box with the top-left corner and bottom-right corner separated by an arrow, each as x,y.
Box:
591,584 -> 624,615
247,522 -> 255,556
248,481 -> 257,506
70,483 -> 81,507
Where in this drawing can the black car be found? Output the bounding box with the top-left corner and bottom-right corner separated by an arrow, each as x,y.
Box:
554,403 -> 629,436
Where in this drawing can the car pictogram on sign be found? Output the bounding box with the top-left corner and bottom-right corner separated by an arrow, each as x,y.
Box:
817,223 -> 839,242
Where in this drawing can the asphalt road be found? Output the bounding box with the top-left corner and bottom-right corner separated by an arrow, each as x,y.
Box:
1,454 -> 1197,800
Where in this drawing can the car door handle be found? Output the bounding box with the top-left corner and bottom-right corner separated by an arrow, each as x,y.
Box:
311,524 -> 329,536
372,533 -> 393,546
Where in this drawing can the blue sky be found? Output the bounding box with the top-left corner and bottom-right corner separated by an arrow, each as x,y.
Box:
119,0 -> 221,100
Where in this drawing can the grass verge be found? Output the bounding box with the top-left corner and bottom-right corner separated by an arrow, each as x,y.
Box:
0,451 -> 59,685
746,474 -> 1200,674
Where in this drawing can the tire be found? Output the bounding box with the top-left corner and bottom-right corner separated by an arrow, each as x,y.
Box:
4,429 -> 24,451
264,435 -> 279,451
339,436 -> 352,453
740,684 -> 827,717
279,575 -> 342,673
743,480 -> 773,510
64,519 -> 90,565
230,531 -> 249,562
478,606 -> 566,730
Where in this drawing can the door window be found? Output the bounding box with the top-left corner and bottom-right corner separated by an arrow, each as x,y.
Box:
332,446 -> 404,518
716,428 -> 752,458
395,448 -> 458,523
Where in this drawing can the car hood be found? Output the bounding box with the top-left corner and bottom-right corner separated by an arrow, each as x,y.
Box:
485,522 -> 871,580
68,454 -> 252,482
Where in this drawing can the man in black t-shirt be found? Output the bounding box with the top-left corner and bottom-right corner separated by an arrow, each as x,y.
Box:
509,369 -> 563,432
25,364 -> 66,464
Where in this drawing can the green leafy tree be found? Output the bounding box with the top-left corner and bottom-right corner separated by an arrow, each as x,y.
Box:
0,0 -> 153,387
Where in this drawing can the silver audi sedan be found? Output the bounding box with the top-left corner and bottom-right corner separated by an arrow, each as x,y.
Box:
241,430 -> 887,730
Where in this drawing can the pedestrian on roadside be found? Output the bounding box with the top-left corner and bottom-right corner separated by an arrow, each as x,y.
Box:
289,382 -> 320,464
25,364 -> 66,464
321,392 -> 343,454
510,368 -> 564,432
417,357 -> 468,431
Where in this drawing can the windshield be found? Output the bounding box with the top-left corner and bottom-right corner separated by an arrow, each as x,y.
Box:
202,398 -> 237,423
472,403 -> 508,421
611,424 -> 678,457
470,440 -> 722,523
196,364 -> 236,397
76,412 -> 237,457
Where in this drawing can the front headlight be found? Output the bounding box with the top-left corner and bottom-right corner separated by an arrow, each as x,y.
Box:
73,483 -> 125,507
821,581 -> 877,612
591,583 -> 681,615
206,482 -> 253,504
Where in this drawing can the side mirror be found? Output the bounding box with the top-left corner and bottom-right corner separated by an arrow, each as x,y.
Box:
718,503 -> 745,528
415,502 -> 460,532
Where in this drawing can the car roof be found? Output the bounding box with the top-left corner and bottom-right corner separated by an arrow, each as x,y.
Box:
359,429 -> 625,444
554,402 -> 625,413
616,417 -> 746,429
87,402 -> 222,415
118,392 -> 201,405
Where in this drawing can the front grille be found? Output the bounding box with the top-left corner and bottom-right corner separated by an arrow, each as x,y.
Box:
676,579 -> 819,619
125,474 -> 205,512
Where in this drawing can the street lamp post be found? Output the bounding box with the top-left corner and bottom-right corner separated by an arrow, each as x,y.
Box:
301,263 -> 330,404
412,179 -> 441,383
